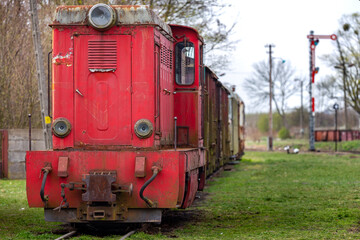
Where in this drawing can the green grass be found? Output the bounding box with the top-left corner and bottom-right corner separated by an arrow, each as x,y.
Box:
165,151 -> 360,239
246,138 -> 360,152
0,180 -> 62,239
2,151 -> 360,239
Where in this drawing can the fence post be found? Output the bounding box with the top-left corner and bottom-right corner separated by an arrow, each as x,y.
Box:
1,130 -> 9,178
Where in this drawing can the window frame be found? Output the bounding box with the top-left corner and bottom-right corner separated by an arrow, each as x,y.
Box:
174,41 -> 195,86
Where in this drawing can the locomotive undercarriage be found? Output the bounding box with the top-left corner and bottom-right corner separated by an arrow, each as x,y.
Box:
47,170 -> 162,222
45,208 -> 162,223
27,149 -> 204,223
49,171 -> 139,222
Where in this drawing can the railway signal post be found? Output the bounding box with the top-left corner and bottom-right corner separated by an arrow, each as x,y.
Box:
307,31 -> 337,151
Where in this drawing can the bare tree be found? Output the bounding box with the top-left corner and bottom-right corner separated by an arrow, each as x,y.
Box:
242,60 -> 297,128
0,0 -> 236,129
323,13 -> 360,115
0,0 -> 42,128
92,0 -> 237,71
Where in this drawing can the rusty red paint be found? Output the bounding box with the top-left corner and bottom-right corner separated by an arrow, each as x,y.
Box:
1,130 -> 8,178
25,4 -> 242,224
52,5 -> 173,38
171,25 -> 202,149
57,156 -> 69,177
82,171 -> 116,202
180,169 -> 198,209
27,150 -> 181,208
135,156 -> 146,178
315,130 -> 360,142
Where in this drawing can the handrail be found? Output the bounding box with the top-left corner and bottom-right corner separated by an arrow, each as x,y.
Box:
139,166 -> 161,208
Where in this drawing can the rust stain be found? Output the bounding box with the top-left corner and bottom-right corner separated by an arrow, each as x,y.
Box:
53,48 -> 73,66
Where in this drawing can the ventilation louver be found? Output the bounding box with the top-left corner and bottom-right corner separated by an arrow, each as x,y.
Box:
88,40 -> 117,72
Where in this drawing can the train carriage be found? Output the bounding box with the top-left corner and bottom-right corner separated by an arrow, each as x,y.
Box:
26,4 -> 244,223
225,84 -> 245,160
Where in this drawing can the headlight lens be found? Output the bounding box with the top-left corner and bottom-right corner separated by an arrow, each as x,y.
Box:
88,4 -> 116,30
134,119 -> 153,139
52,118 -> 72,138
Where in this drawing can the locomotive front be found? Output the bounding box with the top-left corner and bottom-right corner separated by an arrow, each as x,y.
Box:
26,4 -> 192,223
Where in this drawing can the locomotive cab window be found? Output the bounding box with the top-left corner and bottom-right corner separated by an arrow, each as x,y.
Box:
175,41 -> 195,85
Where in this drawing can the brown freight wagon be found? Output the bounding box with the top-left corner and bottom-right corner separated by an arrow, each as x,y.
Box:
315,129 -> 360,142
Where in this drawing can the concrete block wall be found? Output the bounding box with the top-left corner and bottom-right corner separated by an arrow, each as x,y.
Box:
8,129 -> 45,179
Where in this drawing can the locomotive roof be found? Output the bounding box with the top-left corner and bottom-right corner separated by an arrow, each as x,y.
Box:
169,24 -> 204,43
52,5 -> 172,36
223,83 -> 244,103
205,66 -> 231,95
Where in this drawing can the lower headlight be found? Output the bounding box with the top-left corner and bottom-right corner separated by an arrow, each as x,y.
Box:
134,119 -> 153,139
88,3 -> 116,30
52,118 -> 71,138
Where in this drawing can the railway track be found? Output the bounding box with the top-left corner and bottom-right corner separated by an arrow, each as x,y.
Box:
54,228 -> 136,240
54,230 -> 76,240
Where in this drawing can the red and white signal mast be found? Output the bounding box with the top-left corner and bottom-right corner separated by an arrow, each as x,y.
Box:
307,31 -> 337,151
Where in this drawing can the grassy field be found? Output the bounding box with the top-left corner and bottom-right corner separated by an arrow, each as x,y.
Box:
1,151 -> 360,239
246,138 -> 360,152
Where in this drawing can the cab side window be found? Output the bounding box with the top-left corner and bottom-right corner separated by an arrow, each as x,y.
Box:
175,41 -> 195,85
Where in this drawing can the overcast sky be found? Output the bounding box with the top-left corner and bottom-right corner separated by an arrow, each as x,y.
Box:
220,0 -> 359,113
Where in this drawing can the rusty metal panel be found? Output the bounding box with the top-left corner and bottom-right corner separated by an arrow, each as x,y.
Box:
204,68 -> 218,176
74,35 -> 132,146
182,150 -> 201,172
174,91 -> 199,147
315,130 -> 347,142
82,171 -> 117,202
52,5 -> 173,37
215,82 -> 221,168
44,208 -> 162,223
172,25 -> 203,148
52,25 -> 161,150
180,169 -> 198,209
1,130 -> 8,178
131,27 -> 157,148
88,40 -> 117,71
26,150 -> 181,209
177,127 -> 189,146
57,156 -> 69,177
220,86 -> 230,164
52,28 -> 75,150
315,131 -> 322,141
341,131 -> 347,141
157,32 -> 174,146
135,157 -> 146,178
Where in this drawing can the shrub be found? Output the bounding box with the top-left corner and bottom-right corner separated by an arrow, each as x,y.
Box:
278,127 -> 291,139
257,114 -> 269,134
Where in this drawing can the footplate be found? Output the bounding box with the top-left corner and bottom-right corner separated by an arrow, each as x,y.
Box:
82,171 -> 116,202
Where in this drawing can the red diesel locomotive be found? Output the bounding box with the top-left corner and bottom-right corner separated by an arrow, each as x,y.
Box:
26,4 -> 245,223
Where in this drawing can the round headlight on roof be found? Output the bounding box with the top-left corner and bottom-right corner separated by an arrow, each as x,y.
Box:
88,4 -> 116,30
134,119 -> 153,139
52,118 -> 72,138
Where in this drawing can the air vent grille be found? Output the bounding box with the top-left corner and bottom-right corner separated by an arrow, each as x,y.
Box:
161,46 -> 172,69
88,40 -> 117,71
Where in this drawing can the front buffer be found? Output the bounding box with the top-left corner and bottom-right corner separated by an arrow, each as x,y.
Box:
26,150 -> 193,223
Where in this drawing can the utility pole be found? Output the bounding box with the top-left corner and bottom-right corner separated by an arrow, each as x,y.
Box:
265,44 -> 275,151
307,31 -> 337,151
29,0 -> 52,149
300,80 -> 304,137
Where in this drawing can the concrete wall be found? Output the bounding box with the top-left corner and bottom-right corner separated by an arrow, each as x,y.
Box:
8,129 -> 45,179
